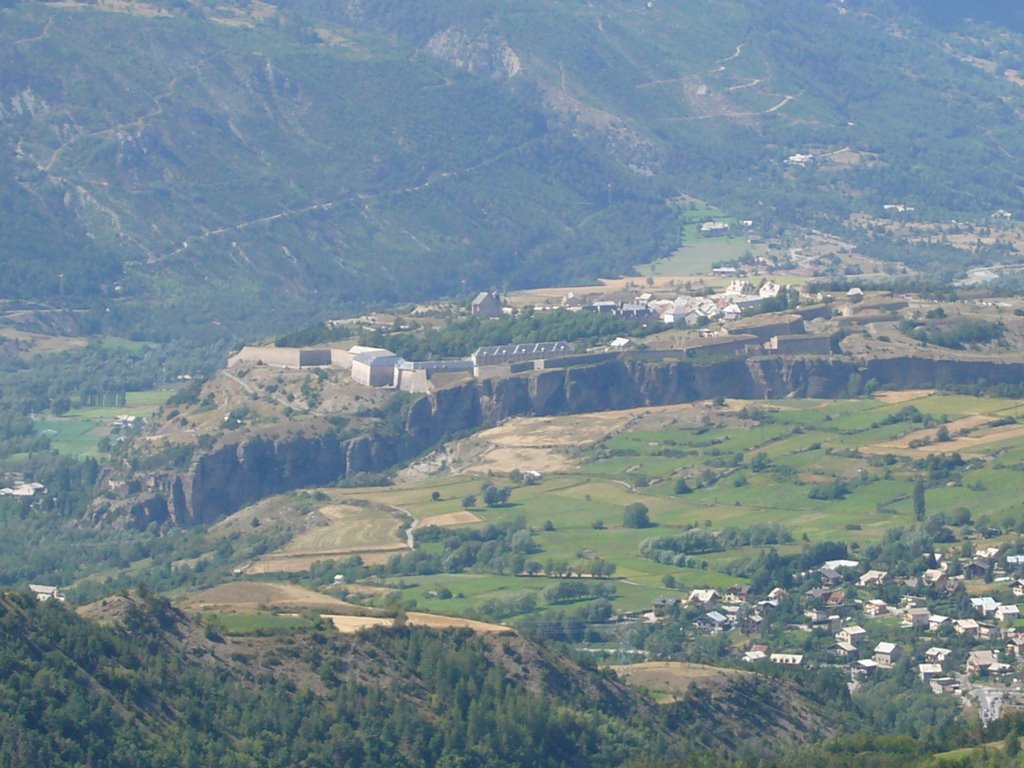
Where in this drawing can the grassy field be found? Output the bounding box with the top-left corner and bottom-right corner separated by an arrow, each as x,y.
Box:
283,504 -> 405,553
202,390 -> 1024,626
36,388 -> 173,457
634,199 -> 764,276
206,612 -> 316,635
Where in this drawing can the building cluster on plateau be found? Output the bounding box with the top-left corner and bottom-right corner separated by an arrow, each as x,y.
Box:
227,280 -> 843,394
561,278 -> 787,325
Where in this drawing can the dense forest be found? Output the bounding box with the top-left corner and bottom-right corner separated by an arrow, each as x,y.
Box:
3,590 -> 1024,767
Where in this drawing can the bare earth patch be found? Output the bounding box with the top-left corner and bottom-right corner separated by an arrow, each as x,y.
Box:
451,402 -> 732,475
612,661 -> 748,699
283,503 -> 404,553
321,615 -> 394,633
322,612 -> 510,634
179,581 -> 356,613
420,510 -> 482,527
874,389 -> 935,404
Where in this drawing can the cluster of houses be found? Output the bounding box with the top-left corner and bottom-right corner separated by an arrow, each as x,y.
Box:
645,546 -> 1024,702
561,279 -> 788,327
0,480 -> 46,497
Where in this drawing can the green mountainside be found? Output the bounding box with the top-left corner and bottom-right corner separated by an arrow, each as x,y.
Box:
0,589 -> 851,767
4,0 -> 1024,338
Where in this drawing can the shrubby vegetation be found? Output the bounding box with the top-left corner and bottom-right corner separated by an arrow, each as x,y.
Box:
900,318 -> 1005,349
640,524 -> 793,566
361,309 -> 663,360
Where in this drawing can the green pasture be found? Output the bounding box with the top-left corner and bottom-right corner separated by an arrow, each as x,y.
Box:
205,612 -> 315,635
273,391 -> 1024,622
36,388 -> 173,457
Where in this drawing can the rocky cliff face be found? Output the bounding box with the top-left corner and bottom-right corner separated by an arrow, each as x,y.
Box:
101,355 -> 1024,528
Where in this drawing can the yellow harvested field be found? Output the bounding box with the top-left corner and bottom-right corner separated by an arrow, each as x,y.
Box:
420,510 -> 482,527
611,661 -> 748,698
237,501 -> 409,574
405,612 -> 510,633
453,402 -> 720,474
339,584 -> 395,596
179,581 -> 356,613
322,615 -> 395,633
864,415 -> 1024,454
245,544 -> 407,574
322,612 -> 510,634
283,504 -> 405,553
873,389 -> 935,404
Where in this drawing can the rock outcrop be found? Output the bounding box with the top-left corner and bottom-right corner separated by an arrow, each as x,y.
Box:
100,355 -> 1024,528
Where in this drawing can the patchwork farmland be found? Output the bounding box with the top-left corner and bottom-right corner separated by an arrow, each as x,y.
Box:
217,391 -> 1024,623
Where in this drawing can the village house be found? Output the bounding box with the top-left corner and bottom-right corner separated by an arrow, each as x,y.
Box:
804,587 -> 832,603
695,611 -> 730,634
902,607 -> 930,629
768,587 -> 789,602
651,596 -> 679,617
979,623 -> 1002,641
964,560 -> 990,580
724,584 -> 752,604
864,599 -> 889,617
930,678 -> 961,695
922,568 -> 948,590
818,568 -> 844,587
977,546 -> 1001,561
770,653 -> 804,666
700,221 -> 730,237
918,663 -> 944,682
996,604 -> 1021,623
829,641 -> 858,661
804,608 -> 830,625
858,570 -> 890,587
955,619 -> 981,637
1,481 -> 47,497
1007,636 -> 1024,658
1011,579 -> 1024,598
970,596 -> 1000,617
873,642 -> 902,668
851,659 -> 878,678
688,589 -> 720,608
470,291 -> 503,318
743,649 -> 767,663
28,584 -> 65,602
826,589 -> 851,613
928,614 -> 950,632
736,610 -> 764,634
966,649 -> 998,675
925,647 -> 952,664
837,625 -> 868,646
822,559 -> 860,572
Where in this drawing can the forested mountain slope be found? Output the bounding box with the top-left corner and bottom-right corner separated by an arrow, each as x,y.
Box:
4,0 -> 1024,338
0,589 -> 857,767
